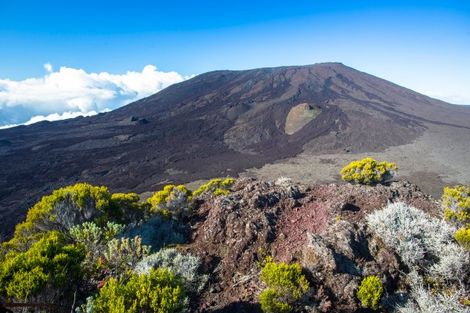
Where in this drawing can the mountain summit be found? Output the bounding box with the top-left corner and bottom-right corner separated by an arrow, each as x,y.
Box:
1,63 -> 469,238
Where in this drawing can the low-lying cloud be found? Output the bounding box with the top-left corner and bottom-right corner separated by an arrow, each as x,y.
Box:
0,65 -> 186,128
0,111 -> 102,129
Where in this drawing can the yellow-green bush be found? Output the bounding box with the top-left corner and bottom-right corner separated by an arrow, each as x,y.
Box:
340,157 -> 397,185
442,185 -> 470,225
5,183 -> 111,251
192,178 -> 235,198
0,231 -> 84,301
454,226 -> 470,251
106,192 -> 148,223
259,258 -> 309,313
356,275 -> 383,310
147,185 -> 192,218
3,184 -> 151,254
92,268 -> 187,313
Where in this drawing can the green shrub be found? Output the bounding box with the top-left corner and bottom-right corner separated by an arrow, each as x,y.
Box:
0,231 -> 84,301
340,157 -> 397,185
69,222 -> 125,277
91,268 -> 187,313
192,178 -> 235,198
356,275 -> 383,310
135,248 -> 208,293
4,183 -> 111,251
147,185 -> 192,218
454,226 -> 470,251
106,192 -> 148,224
259,258 -> 309,313
442,185 -> 470,225
103,236 -> 150,275
70,221 -> 124,244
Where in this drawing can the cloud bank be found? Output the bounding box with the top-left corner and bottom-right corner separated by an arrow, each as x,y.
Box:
0,65 -> 186,128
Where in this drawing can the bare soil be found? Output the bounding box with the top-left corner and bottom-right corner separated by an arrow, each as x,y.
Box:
242,124 -> 470,198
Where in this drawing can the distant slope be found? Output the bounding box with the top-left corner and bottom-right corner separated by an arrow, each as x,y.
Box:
1,63 -> 470,238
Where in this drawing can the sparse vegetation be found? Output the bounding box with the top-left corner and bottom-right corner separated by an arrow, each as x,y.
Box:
454,226 -> 470,251
69,221 -> 125,277
89,268 -> 187,313
356,275 -> 383,310
340,157 -> 397,184
122,215 -> 188,252
1,174 -> 469,313
147,184 -> 193,218
107,192 -> 148,224
135,248 -> 208,293
442,185 -> 470,225
366,202 -> 469,281
259,258 -> 309,313
397,271 -> 467,313
3,183 -> 111,251
192,177 -> 235,198
0,230 -> 84,301
103,236 -> 150,276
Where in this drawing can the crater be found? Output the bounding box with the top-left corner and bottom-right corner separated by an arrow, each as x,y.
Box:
284,103 -> 320,135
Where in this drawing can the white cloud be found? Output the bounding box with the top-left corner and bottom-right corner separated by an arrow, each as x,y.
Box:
43,63 -> 53,73
0,64 -> 187,128
0,123 -> 20,130
0,111 -> 101,129
26,110 -> 100,124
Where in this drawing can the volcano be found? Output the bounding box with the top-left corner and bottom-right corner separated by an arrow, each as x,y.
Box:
1,62 -> 469,238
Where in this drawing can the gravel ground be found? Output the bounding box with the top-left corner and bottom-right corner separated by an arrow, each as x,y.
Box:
241,124 -> 470,198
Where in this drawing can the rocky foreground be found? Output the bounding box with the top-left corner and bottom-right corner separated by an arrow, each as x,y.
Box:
183,178 -> 467,312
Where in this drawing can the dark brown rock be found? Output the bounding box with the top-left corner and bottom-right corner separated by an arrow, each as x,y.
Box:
184,178 -> 437,312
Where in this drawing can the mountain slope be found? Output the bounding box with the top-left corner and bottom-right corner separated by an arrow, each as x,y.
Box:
1,62 -> 469,238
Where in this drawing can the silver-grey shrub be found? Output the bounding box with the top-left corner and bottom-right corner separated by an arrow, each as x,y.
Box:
70,221 -> 124,245
123,215 -> 188,252
134,248 -> 208,292
366,202 -> 469,281
69,221 -> 125,276
396,271 -> 467,313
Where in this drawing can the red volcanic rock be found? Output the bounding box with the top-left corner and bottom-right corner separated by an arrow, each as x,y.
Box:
184,178 -> 438,312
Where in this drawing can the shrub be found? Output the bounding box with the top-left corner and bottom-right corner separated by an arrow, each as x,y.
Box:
366,202 -> 469,281
135,248 -> 208,292
69,222 -> 125,277
76,296 -> 96,313
356,275 -> 383,310
123,215 -> 188,252
192,178 -> 235,198
4,183 -> 111,251
454,226 -> 470,251
105,192 -> 148,224
259,258 -> 309,313
442,185 -> 470,225
147,185 -> 193,218
340,157 -> 397,184
397,271 -> 467,313
0,231 -> 84,301
70,221 -> 125,245
103,236 -> 150,275
90,268 -> 187,313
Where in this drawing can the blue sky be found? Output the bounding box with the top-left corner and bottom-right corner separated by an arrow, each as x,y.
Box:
0,0 -> 469,127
